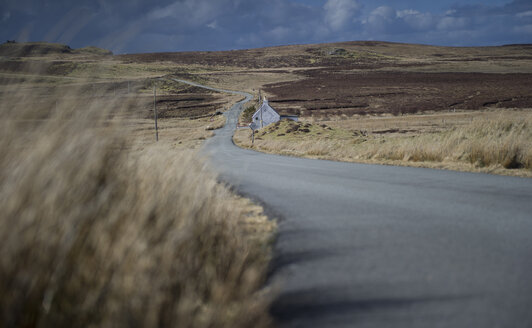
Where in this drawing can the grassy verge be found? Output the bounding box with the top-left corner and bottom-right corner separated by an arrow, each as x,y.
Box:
234,112 -> 532,177
0,54 -> 276,327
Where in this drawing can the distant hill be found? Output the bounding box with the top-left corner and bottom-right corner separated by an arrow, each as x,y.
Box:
0,41 -> 113,57
73,46 -> 114,56
117,40 -> 532,69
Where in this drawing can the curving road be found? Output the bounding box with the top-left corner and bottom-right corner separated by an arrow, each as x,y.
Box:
176,79 -> 532,328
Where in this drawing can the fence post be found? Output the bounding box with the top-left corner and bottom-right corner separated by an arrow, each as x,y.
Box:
154,85 -> 158,142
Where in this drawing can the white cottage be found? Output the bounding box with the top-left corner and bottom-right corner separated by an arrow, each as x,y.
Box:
250,98 -> 280,130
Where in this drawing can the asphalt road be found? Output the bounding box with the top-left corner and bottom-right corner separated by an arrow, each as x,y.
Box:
176,79 -> 532,328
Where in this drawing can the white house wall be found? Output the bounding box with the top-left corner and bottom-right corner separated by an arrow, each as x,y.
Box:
251,100 -> 280,129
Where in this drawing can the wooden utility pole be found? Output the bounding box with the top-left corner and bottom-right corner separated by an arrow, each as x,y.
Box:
154,85 -> 158,142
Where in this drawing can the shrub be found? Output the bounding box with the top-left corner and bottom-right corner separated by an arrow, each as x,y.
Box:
241,105 -> 256,123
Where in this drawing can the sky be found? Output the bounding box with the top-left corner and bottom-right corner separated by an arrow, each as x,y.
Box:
1,0 -> 531,54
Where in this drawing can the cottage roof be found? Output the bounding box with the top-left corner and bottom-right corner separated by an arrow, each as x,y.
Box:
258,99 -> 277,114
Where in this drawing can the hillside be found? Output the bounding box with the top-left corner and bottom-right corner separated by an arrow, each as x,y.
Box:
118,41 -> 532,70
0,41 -> 112,57
2,40 -> 531,117
120,41 -> 532,117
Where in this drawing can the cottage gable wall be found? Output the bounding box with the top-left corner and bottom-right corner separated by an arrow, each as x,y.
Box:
250,99 -> 280,129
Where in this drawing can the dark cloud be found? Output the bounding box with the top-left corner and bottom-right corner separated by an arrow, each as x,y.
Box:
359,0 -> 532,46
0,0 -> 530,53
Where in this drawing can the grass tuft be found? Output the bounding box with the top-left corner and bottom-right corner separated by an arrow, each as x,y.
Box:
0,81 -> 273,327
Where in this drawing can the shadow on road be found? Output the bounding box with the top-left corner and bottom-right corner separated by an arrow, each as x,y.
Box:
271,286 -> 473,326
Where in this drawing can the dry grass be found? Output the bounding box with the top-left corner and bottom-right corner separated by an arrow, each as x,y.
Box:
129,110 -> 228,151
368,115 -> 532,170
195,69 -> 304,94
0,69 -> 275,327
234,112 -> 532,177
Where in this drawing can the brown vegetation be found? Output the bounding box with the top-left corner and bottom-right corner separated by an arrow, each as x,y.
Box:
118,41 -> 532,70
234,112 -> 532,177
264,71 -> 532,117
0,43 -> 275,328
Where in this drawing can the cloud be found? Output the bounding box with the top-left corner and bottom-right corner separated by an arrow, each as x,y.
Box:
358,1 -> 532,46
148,0 -> 227,27
236,33 -> 260,47
57,11 -> 95,45
504,0 -> 532,13
1,0 -> 532,53
436,16 -> 468,31
2,11 -> 10,22
397,10 -> 435,31
364,7 -> 454,34
324,0 -> 361,31
517,11 -> 532,18
514,24 -> 532,34
364,6 -> 396,33
98,20 -> 146,53
207,21 -> 218,29
265,26 -> 292,40
44,7 -> 95,43
432,0 -> 532,43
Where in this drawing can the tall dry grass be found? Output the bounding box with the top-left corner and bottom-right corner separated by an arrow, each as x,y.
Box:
234,114 -> 532,174
0,82 -> 273,327
369,115 -> 532,169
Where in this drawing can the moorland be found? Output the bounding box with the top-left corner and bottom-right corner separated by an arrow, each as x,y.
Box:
1,38 -> 531,327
